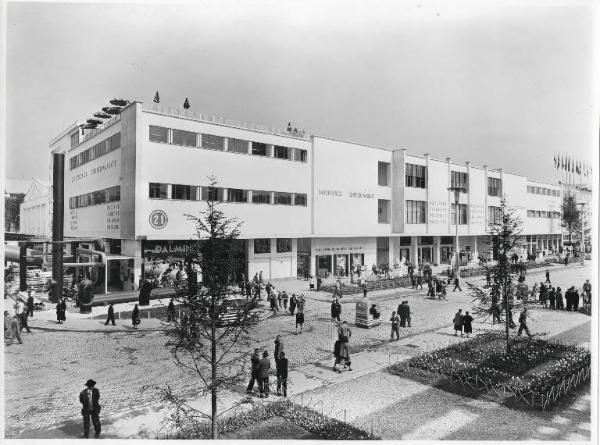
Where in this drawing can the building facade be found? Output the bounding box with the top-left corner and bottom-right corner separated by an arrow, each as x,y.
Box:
19,179 -> 51,238
51,102 -> 563,291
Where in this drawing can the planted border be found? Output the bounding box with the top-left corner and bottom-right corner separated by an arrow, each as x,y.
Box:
389,332 -> 590,410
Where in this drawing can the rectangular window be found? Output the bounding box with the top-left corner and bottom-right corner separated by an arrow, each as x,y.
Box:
252,190 -> 271,204
295,148 -> 308,162
451,171 -> 468,189
228,188 -> 248,203
488,206 -> 502,224
440,236 -> 454,245
254,238 -> 271,254
149,183 -> 168,199
229,138 -> 249,154
107,186 -> 120,202
488,177 -> 502,196
92,190 -> 106,205
274,192 -> 292,205
202,134 -> 225,151
274,145 -> 290,159
451,204 -> 468,225
149,125 -> 169,143
378,199 -> 390,223
378,162 -> 391,186
71,132 -> 79,148
294,193 -> 307,206
201,186 -> 224,201
405,163 -> 426,188
251,142 -> 267,156
406,200 -> 426,224
276,238 -> 292,253
172,129 -> 197,147
172,184 -> 197,200
110,132 -> 121,151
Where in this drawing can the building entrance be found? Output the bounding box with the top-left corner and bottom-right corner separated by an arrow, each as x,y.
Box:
316,255 -> 332,278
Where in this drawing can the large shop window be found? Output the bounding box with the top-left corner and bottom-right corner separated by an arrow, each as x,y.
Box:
405,163 -> 426,188
451,171 -> 468,189
254,238 -> 271,254
202,134 -> 225,151
451,204 -> 468,225
172,129 -> 197,147
252,190 -> 271,204
274,192 -> 292,205
149,183 -> 168,199
228,188 -> 248,203
406,200 -> 426,224
172,184 -> 198,200
229,138 -> 249,154
252,142 -> 267,156
378,162 -> 391,186
294,193 -> 307,206
488,206 -> 502,224
149,125 -> 169,143
201,186 -> 224,201
488,177 -> 502,197
276,238 -> 292,253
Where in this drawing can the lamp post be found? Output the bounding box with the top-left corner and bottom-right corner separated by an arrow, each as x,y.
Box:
448,187 -> 466,274
578,202 -> 585,266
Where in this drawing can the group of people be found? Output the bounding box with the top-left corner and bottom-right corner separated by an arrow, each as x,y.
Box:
532,278 -> 591,312
246,335 -> 289,398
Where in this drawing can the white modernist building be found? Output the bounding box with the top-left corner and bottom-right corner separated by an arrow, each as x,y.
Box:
50,102 -> 563,291
19,179 -> 51,238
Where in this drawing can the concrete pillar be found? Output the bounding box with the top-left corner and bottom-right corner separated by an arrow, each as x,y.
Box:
391,149 -> 406,233
391,237 -> 401,266
433,236 -> 440,265
411,236 -> 418,264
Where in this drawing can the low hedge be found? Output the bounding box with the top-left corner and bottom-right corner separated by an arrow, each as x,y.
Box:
163,399 -> 377,440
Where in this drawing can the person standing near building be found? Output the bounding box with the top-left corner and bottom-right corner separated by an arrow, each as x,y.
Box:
19,305 -> 32,334
26,291 -> 35,317
258,351 -> 271,398
337,321 -> 352,372
132,304 -> 140,329
331,297 -> 341,322
56,297 -> 67,324
274,335 -> 285,370
277,352 -> 288,397
246,348 -> 261,394
390,311 -> 400,340
167,298 -> 176,322
462,311 -> 473,338
295,296 -> 305,334
453,276 -> 462,292
104,303 -> 116,326
79,379 -> 101,439
453,309 -> 463,336
289,293 -> 297,316
517,308 -> 534,337
404,301 -> 412,327
362,281 -> 368,298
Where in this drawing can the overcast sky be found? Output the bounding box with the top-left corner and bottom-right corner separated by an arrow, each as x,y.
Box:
4,0 -> 598,185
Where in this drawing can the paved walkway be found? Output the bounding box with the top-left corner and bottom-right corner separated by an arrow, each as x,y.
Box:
3,263 -> 593,439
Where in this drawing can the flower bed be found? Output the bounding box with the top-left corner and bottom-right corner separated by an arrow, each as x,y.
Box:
389,332 -> 590,410
162,399 -> 377,440
320,276 -> 412,295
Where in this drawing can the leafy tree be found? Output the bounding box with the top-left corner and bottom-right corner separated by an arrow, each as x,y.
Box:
561,193 -> 581,246
468,196 -> 523,353
162,177 -> 258,439
4,193 -> 25,232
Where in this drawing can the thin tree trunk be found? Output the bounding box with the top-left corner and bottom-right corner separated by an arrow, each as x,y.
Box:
211,298 -> 218,439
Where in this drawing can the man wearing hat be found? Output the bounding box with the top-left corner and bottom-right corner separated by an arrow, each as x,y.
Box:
79,379 -> 101,438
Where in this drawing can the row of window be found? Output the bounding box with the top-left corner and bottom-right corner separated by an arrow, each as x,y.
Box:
69,186 -> 120,209
149,182 -> 308,206
527,210 -> 561,219
69,133 -> 121,170
527,185 -> 560,197
254,238 -> 292,254
403,164 -> 502,197
149,126 -> 308,162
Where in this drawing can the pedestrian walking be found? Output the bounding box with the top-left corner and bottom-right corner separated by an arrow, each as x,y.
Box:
274,335 -> 285,366
462,311 -> 473,338
337,321 -> 352,372
417,273 -> 423,290
105,303 -> 116,326
246,348 -> 261,394
331,297 -> 341,322
453,309 -> 463,336
132,304 -> 141,329
56,297 -> 67,324
245,281 -> 252,299
167,298 -> 176,322
26,292 -> 35,317
427,279 -> 435,297
277,291 -> 282,309
289,293 -> 297,315
517,308 -> 534,337
397,301 -> 406,327
362,281 -> 368,298
79,379 -> 101,439
390,311 -> 400,340
282,291 -> 289,311
295,298 -> 305,334
276,352 -> 288,397
404,301 -> 412,327
453,276 -> 462,292
258,351 -> 271,398
5,311 -> 23,345
545,269 -> 551,284
19,307 -> 32,333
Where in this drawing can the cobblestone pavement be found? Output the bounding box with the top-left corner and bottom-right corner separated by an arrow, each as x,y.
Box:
3,263 -> 592,438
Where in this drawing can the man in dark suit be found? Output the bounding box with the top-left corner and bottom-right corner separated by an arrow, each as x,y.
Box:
258,351 -> 271,398
246,349 -> 261,394
26,292 -> 35,317
79,379 -> 101,438
104,303 -> 116,326
277,352 -> 289,397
